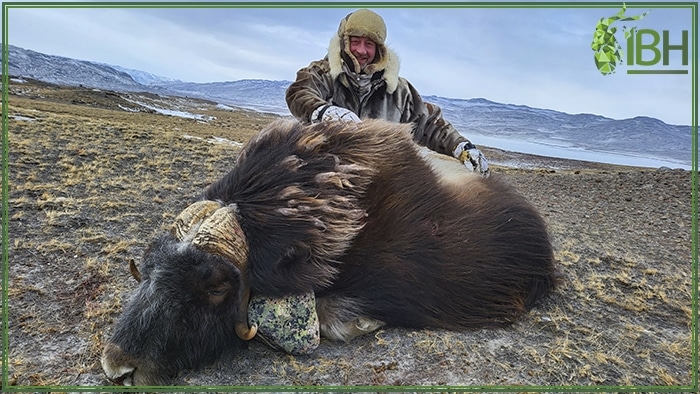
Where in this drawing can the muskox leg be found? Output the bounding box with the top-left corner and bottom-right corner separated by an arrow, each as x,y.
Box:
316,296 -> 386,342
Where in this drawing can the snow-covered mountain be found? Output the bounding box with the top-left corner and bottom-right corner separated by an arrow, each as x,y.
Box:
102,64 -> 181,86
3,44 -> 693,169
4,45 -> 145,91
423,96 -> 691,167
154,79 -> 291,115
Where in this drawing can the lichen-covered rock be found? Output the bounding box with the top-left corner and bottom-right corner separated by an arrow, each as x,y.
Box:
247,292 -> 320,355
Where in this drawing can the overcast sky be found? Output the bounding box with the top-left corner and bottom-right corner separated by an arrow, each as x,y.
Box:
3,3 -> 694,125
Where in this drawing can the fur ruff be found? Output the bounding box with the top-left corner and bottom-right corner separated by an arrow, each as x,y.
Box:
328,33 -> 400,94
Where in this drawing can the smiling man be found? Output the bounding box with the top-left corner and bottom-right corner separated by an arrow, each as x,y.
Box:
285,9 -> 490,176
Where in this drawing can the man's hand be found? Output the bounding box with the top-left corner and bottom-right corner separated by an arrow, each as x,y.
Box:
453,141 -> 490,177
312,105 -> 361,123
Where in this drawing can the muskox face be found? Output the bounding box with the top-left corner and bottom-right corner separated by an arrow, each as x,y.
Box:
102,202 -> 255,386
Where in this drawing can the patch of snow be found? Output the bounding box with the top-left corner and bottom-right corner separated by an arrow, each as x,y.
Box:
121,97 -> 215,121
12,115 -> 36,121
117,105 -> 140,113
216,104 -> 235,111
154,108 -> 213,121
10,77 -> 26,83
182,134 -> 243,148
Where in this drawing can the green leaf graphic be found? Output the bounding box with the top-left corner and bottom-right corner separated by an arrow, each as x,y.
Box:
591,3 -> 649,75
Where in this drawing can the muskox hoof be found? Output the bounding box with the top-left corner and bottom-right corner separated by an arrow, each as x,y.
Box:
320,316 -> 387,343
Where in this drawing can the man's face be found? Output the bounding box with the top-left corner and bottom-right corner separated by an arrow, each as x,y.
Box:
349,36 -> 377,69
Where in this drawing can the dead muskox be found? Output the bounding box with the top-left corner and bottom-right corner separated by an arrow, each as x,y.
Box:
101,119 -> 558,385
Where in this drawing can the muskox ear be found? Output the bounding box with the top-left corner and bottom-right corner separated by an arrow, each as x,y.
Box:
128,259 -> 142,283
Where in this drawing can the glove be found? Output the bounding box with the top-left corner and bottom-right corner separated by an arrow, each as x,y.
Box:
312,105 -> 361,123
453,141 -> 490,177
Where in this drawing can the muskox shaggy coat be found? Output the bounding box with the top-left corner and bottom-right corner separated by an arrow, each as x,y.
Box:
209,119 -> 556,326
102,119 -> 558,385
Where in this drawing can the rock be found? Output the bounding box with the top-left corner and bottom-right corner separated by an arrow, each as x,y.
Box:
247,292 -> 320,355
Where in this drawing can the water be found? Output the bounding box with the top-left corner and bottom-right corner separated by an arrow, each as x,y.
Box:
469,134 -> 692,170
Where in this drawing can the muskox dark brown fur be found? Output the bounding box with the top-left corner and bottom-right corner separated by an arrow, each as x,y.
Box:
102,119 -> 558,386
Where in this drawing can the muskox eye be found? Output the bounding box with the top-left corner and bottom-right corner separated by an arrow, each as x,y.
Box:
207,283 -> 232,305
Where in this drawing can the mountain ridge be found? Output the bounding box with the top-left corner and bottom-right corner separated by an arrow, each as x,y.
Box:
3,44 -> 692,168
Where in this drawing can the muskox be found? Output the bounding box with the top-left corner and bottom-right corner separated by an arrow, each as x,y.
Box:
101,119 -> 558,385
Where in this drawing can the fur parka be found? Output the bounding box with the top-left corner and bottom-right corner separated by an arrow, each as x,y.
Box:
285,11 -> 473,157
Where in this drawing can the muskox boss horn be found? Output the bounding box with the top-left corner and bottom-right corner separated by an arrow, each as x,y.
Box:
102,119 -> 558,386
171,200 -> 257,341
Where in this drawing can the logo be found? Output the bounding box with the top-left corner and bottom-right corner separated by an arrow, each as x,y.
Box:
592,4 -> 689,75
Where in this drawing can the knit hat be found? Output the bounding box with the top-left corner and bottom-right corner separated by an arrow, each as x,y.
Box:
337,9 -> 388,74
338,9 -> 387,46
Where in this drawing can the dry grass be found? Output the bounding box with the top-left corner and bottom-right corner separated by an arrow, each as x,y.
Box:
5,79 -> 279,387
4,78 -> 695,390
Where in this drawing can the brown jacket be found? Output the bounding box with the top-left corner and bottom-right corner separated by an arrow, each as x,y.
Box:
285,34 -> 472,157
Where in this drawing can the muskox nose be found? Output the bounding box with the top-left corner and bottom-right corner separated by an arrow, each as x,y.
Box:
107,369 -> 135,386
101,342 -> 136,386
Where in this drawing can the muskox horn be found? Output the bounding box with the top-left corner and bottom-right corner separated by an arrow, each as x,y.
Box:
191,205 -> 258,341
190,206 -> 249,267
172,200 -> 222,242
172,201 -> 258,341
234,287 -> 257,340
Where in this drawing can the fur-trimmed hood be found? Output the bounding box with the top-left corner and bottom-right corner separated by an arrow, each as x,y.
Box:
327,31 -> 400,94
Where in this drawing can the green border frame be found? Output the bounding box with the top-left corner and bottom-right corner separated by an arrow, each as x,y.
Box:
1,1 -> 697,392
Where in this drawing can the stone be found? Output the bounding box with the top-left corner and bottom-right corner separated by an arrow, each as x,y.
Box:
247,292 -> 320,355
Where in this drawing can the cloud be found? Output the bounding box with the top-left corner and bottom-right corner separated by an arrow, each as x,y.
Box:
4,5 -> 693,125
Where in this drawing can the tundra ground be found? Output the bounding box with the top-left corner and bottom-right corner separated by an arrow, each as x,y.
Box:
3,79 -> 695,390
